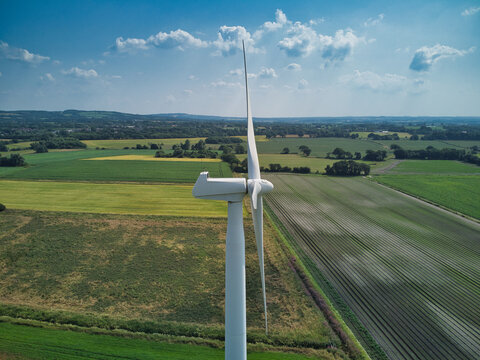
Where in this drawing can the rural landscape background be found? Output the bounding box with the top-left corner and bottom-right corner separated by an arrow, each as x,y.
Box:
1,1 -> 479,359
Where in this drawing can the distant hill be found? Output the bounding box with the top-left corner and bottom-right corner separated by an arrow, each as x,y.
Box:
1,110 -> 479,124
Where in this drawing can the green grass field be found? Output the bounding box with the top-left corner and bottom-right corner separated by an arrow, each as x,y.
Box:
0,151 -> 231,183
375,139 -> 480,150
387,160 -> 480,174
265,174 -> 480,360
0,322 -> 323,360
375,175 -> 480,219
0,209 -> 341,356
257,138 -> 386,157
236,154 -> 379,173
0,180 -> 226,217
256,137 -> 479,158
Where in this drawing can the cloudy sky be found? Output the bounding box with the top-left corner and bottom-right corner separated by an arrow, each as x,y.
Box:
1,0 -> 479,116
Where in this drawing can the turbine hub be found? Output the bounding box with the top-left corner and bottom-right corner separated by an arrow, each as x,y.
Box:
247,179 -> 274,196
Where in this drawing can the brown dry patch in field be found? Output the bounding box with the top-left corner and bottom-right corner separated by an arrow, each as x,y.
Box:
0,215 -> 32,245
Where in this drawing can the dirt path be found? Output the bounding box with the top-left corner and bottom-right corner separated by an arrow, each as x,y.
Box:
373,159 -> 404,174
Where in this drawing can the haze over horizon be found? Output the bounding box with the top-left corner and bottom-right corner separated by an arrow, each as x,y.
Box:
1,0 -> 479,117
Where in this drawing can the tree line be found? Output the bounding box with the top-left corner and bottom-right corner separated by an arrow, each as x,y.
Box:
393,145 -> 480,165
2,110 -> 479,142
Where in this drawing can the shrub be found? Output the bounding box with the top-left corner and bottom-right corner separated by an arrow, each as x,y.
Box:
0,203 -> 5,212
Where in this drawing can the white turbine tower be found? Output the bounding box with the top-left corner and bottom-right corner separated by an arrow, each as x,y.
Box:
192,41 -> 273,360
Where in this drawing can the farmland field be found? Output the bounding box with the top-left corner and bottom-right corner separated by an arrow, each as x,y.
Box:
0,322 -> 322,360
374,139 -> 480,150
0,151 -> 231,183
0,180 -> 226,217
264,174 -> 480,360
383,160 -> 480,174
0,209 -> 341,358
82,138 -> 208,149
237,154 -> 337,172
257,138 -> 385,157
375,175 -> 480,219
236,154 -> 380,173
86,154 -> 221,162
256,137 -> 480,158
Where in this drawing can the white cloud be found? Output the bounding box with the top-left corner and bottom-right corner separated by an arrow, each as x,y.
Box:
112,29 -> 207,53
147,29 -> 208,49
111,75 -> 122,79
257,67 -> 277,79
409,44 -> 474,71
212,25 -> 261,56
166,95 -> 176,103
278,24 -> 364,61
40,73 -> 55,82
183,89 -> 193,95
309,18 -> 325,26
0,41 -> 50,64
462,6 -> 480,16
62,67 -> 98,78
188,75 -> 198,80
364,14 -> 384,27
254,9 -> 288,39
298,79 -> 308,89
229,68 -> 243,76
228,67 -> 277,79
278,22 -> 318,57
286,63 -> 302,71
113,37 -> 149,52
210,80 -> 241,88
318,29 -> 364,62
340,70 -> 428,94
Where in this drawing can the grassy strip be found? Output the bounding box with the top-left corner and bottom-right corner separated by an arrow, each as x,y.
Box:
265,204 -> 386,360
373,175 -> 480,220
0,319 -> 325,360
0,304 -> 336,356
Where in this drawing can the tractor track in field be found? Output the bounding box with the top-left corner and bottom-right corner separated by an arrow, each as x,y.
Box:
264,174 -> 480,360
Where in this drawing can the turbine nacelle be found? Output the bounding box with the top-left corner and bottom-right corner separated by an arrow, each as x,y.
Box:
192,171 -> 247,201
193,171 -> 246,202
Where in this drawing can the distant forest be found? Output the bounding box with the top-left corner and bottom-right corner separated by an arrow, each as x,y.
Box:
1,110 -> 479,141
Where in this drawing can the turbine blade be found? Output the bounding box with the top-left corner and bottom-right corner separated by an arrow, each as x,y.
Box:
251,180 -> 261,210
242,40 -> 260,180
252,196 -> 268,334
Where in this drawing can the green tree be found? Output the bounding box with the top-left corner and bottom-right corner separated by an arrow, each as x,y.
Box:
299,145 -> 311,156
281,147 -> 290,154
235,144 -> 246,154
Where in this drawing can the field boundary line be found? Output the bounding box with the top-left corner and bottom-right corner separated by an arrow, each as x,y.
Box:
264,205 -> 374,360
0,305 -> 337,355
370,177 -> 480,225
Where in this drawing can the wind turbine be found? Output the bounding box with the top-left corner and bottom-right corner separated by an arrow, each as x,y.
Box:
192,41 -> 273,360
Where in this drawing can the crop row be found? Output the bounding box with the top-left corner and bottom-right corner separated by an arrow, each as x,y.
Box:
264,174 -> 480,360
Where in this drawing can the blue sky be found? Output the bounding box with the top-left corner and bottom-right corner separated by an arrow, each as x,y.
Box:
1,0 -> 479,116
